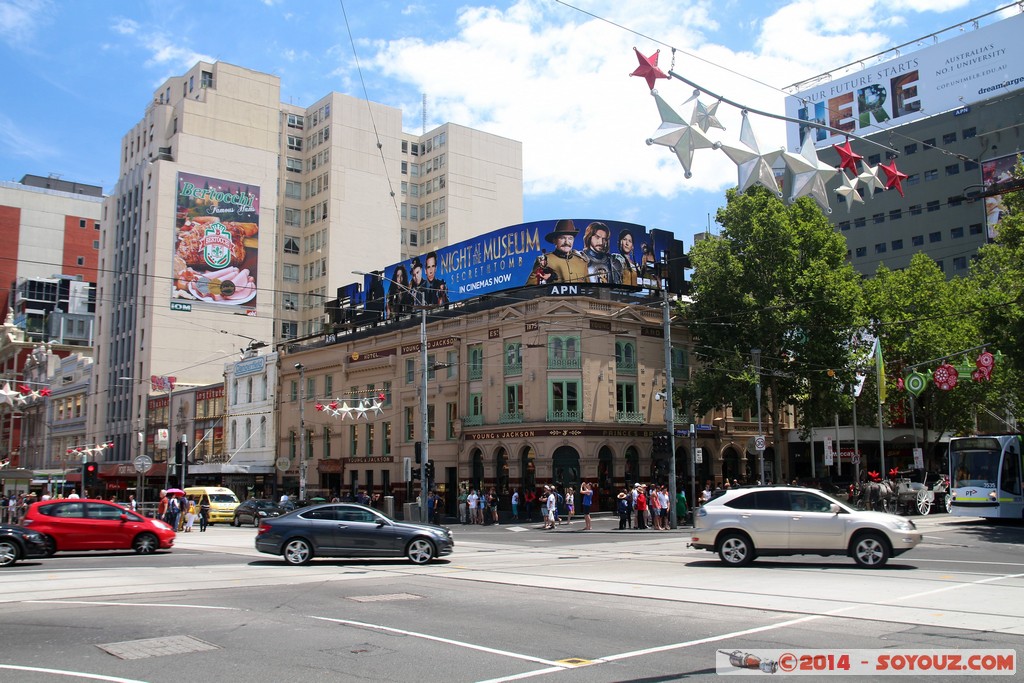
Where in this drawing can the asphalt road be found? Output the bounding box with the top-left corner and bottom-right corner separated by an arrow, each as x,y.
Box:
0,514 -> 1021,682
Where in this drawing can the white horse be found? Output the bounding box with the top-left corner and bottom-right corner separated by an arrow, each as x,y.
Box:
859,480 -> 893,512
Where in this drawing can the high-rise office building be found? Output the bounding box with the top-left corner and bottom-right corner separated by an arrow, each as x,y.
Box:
785,11 -> 1023,278
92,61 -> 523,465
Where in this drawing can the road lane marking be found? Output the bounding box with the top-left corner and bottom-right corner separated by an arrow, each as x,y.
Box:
25,600 -> 240,610
311,616 -> 566,667
0,664 -> 148,682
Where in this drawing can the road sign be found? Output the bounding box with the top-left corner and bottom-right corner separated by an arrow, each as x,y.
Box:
824,437 -> 834,465
754,436 -> 766,451
851,453 -> 861,465
276,457 -> 291,472
695,447 -> 703,463
913,447 -> 924,469
133,455 -> 153,474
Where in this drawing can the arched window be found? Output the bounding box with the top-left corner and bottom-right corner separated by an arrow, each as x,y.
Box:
245,418 -> 252,450
259,417 -> 267,448
231,420 -> 237,451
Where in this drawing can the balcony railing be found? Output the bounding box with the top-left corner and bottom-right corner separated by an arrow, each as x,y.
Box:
504,362 -> 522,376
615,411 -> 645,424
463,414 -> 483,427
468,366 -> 483,381
548,356 -> 581,370
616,359 -> 637,375
546,409 -> 583,422
499,411 -> 523,424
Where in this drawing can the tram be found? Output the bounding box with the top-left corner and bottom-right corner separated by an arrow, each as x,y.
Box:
947,434 -> 1024,519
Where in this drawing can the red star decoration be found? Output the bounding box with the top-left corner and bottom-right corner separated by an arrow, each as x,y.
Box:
315,403 -> 324,412
328,401 -> 339,410
630,47 -> 667,91
378,392 -> 386,401
832,140 -> 862,174
40,388 -> 51,396
880,160 -> 908,197
18,384 -> 31,394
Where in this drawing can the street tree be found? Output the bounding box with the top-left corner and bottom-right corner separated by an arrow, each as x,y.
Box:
684,187 -> 863,483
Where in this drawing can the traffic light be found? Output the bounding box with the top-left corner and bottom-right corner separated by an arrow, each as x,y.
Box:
652,433 -> 671,454
425,460 -> 435,481
175,441 -> 188,480
83,461 -> 99,488
414,441 -> 422,464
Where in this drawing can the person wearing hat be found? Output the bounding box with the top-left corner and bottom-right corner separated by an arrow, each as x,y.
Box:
616,490 -> 630,530
543,485 -> 557,529
526,220 -> 587,285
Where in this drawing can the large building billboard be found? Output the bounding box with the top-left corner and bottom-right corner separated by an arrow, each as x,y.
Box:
785,12 -> 1024,149
172,172 -> 260,314
357,219 -> 673,320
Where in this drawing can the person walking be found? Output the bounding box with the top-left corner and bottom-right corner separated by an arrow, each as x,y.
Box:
183,496 -> 197,532
458,486 -> 469,524
511,488 -> 519,521
635,486 -> 648,530
580,481 -> 593,530
488,488 -> 499,525
543,486 -> 557,529
564,487 -> 575,525
524,488 -> 536,522
198,495 -> 210,532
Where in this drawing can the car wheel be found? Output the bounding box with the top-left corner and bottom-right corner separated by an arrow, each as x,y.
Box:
0,540 -> 20,567
41,535 -> 56,557
283,538 -> 313,565
232,516 -> 241,527
851,533 -> 890,568
406,538 -> 435,564
252,516 -> 261,528
717,532 -> 754,567
133,533 -> 158,554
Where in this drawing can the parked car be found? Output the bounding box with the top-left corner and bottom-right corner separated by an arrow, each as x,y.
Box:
0,524 -> 49,567
690,486 -> 921,568
233,499 -> 287,527
22,499 -> 176,555
255,502 -> 453,565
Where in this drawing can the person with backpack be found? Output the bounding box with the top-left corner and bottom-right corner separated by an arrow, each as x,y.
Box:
198,495 -> 211,532
165,494 -> 181,532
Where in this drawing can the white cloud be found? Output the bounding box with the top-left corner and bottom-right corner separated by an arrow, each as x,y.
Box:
0,111 -> 57,161
0,0 -> 52,48
111,17 -> 139,35
142,33 -> 215,69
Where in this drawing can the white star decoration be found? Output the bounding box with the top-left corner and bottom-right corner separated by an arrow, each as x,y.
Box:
691,98 -> 725,133
783,133 -> 837,213
714,111 -> 782,196
835,172 -> 864,212
646,91 -> 714,179
857,163 -> 886,197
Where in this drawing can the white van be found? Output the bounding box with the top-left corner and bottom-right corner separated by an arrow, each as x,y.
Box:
184,486 -> 240,525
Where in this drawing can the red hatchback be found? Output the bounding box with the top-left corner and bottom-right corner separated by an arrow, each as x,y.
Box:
23,499 -> 176,555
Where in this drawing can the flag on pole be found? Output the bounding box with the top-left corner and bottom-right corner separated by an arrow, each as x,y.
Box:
874,338 -> 886,404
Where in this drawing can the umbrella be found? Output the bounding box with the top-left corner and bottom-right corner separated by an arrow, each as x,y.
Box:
165,488 -> 185,495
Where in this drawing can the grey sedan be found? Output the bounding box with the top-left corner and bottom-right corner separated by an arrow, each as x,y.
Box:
255,503 -> 453,565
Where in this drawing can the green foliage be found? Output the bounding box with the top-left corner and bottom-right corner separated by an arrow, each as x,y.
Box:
684,187 -> 863,438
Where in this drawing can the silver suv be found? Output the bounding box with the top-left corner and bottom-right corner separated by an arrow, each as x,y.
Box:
690,486 -> 922,568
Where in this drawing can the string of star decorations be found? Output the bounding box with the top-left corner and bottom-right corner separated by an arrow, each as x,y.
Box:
631,48 -> 910,214
0,382 -> 52,407
315,394 -> 386,420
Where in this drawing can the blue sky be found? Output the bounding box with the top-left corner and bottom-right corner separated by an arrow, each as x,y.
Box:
0,0 -> 1011,248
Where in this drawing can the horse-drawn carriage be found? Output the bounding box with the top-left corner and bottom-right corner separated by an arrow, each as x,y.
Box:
858,470 -> 950,515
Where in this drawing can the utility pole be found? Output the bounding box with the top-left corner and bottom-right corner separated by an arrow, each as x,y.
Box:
662,287 -> 678,529
296,363 -> 307,501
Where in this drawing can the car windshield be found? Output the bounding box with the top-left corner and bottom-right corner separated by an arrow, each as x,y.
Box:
209,494 -> 238,504
253,500 -> 277,509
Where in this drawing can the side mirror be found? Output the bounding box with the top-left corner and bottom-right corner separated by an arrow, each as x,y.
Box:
120,513 -> 129,522
829,504 -> 841,515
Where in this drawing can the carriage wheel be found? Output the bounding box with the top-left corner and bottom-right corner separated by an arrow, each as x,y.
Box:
916,489 -> 932,515
944,493 -> 952,514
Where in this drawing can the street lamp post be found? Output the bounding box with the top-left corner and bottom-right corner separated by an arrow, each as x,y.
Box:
296,363 -> 307,501
751,348 -> 765,484
661,287 -> 678,529
353,271 -> 429,522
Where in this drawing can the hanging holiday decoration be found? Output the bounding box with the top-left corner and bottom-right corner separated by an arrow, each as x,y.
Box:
646,91 -> 714,179
879,160 -> 909,197
904,371 -> 928,397
632,47 -> 912,216
714,111 -> 783,196
834,172 -> 864,212
630,47 -> 668,91
315,394 -> 386,420
66,441 -> 115,458
783,132 -> 837,213
971,350 -> 995,382
832,140 -> 863,174
932,363 -> 959,391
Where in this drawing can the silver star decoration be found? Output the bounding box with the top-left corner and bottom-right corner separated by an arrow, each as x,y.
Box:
857,163 -> 886,197
0,383 -> 17,407
835,172 -> 864,212
370,399 -> 384,416
646,91 -> 714,179
339,401 -> 353,420
714,111 -> 782,196
783,132 -> 837,213
691,99 -> 725,133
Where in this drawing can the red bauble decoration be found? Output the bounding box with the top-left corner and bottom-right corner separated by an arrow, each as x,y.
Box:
933,363 -> 959,391
630,47 -> 668,91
